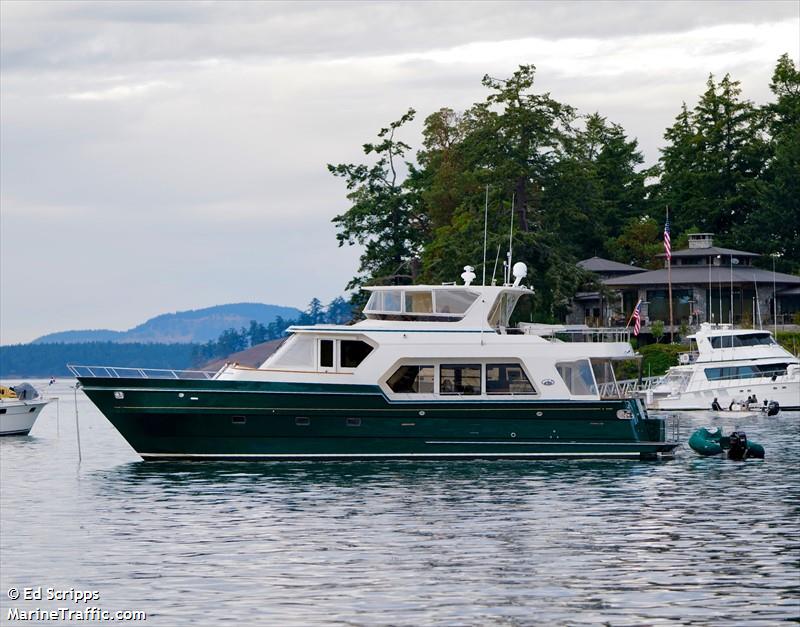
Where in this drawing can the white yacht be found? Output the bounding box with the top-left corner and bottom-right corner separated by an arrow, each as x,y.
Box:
647,324 -> 800,411
71,265 -> 679,461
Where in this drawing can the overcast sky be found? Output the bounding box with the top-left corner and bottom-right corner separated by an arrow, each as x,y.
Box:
1,1 -> 798,344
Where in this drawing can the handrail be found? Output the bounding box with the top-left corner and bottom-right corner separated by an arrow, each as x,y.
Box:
67,364 -> 217,380
599,376 -> 663,398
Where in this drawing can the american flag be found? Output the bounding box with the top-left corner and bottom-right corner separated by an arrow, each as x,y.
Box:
664,215 -> 672,261
632,300 -> 642,337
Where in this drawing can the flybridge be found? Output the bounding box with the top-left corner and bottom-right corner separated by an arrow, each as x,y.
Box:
360,284 -> 531,330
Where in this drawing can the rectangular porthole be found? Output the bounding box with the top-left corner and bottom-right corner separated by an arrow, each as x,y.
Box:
296,417 -> 310,426
29,407 -> 36,413
231,416 -> 247,425
346,417 -> 361,427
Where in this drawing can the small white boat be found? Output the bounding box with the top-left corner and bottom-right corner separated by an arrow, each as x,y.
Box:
0,384 -> 50,436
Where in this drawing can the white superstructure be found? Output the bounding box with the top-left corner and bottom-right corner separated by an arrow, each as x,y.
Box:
648,323 -> 800,411
215,277 -> 636,403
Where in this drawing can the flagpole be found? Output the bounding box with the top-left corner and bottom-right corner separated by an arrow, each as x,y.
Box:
625,299 -> 641,329
667,207 -> 674,343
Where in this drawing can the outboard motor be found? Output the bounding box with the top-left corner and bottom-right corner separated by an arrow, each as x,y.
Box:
767,401 -> 780,417
727,431 -> 748,460
726,431 -> 765,460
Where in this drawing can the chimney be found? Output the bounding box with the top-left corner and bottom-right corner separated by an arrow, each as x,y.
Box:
688,233 -> 714,249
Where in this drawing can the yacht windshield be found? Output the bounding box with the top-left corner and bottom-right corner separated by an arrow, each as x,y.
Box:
365,289 -> 477,320
488,293 -> 534,329
709,333 -> 776,348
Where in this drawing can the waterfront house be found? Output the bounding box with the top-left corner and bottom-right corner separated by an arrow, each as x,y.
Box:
570,234 -> 800,334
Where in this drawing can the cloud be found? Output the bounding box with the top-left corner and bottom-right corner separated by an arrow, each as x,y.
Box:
1,1 -> 798,343
64,80 -> 174,101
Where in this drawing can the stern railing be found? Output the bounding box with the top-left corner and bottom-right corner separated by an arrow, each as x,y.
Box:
67,364 -> 217,380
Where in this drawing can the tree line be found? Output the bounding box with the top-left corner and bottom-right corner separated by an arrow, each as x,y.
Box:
0,342 -> 199,378
329,54 -> 799,321
191,296 -> 352,363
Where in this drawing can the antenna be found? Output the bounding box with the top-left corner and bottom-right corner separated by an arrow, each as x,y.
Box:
482,185 -> 489,286
506,193 -> 515,284
491,243 -> 501,285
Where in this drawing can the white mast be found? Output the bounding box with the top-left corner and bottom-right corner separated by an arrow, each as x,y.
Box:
482,185 -> 489,286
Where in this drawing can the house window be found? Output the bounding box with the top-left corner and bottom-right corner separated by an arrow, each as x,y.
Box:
387,365 -> 434,393
340,340 -> 373,368
320,340 -> 334,368
440,364 -> 481,395
486,364 -> 537,395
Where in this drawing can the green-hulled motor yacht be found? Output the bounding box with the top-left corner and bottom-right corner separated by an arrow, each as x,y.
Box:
72,265 -> 679,461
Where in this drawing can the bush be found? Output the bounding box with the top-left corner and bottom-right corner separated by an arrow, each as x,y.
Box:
776,331 -> 800,356
613,342 -> 690,381
650,320 -> 665,343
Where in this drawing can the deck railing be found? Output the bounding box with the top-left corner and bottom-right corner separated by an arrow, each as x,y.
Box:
598,376 -> 663,398
67,364 -> 217,380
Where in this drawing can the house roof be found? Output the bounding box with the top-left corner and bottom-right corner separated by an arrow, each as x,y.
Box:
577,256 -> 646,274
603,266 -> 800,287
657,246 -> 759,259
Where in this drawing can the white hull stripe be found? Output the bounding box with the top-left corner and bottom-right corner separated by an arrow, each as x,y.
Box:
425,440 -> 676,446
140,452 -> 648,459
118,405 -> 609,413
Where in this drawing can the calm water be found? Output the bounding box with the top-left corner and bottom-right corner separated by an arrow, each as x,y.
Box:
1,379 -> 798,625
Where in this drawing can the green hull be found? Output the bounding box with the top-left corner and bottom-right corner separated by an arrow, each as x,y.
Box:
79,377 -> 678,461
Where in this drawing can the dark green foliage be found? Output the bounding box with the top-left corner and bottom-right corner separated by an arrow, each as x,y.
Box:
609,216 -> 664,269
614,342 -> 690,380
325,297 -> 353,324
329,109 -> 428,289
657,75 -> 767,237
776,331 -> 800,355
639,343 -> 691,377
330,56 -> 799,318
734,54 -> 800,273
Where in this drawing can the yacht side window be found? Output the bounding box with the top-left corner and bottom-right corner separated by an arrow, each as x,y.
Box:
405,291 -> 433,314
387,366 -> 434,393
435,290 -> 478,314
486,364 -> 537,395
319,340 -> 334,368
340,340 -> 373,368
440,364 -> 481,395
381,291 -> 402,312
555,360 -> 598,396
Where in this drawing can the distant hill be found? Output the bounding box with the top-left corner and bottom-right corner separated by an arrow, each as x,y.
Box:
32,303 -> 302,345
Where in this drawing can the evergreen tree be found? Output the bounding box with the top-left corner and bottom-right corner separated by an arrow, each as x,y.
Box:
306,298 -> 325,324
325,296 -> 352,324
329,109 -> 428,289
246,320 -> 268,346
658,74 -> 767,236
735,53 -> 800,272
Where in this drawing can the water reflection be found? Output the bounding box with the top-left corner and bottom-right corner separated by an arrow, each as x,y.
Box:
2,396 -> 798,626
